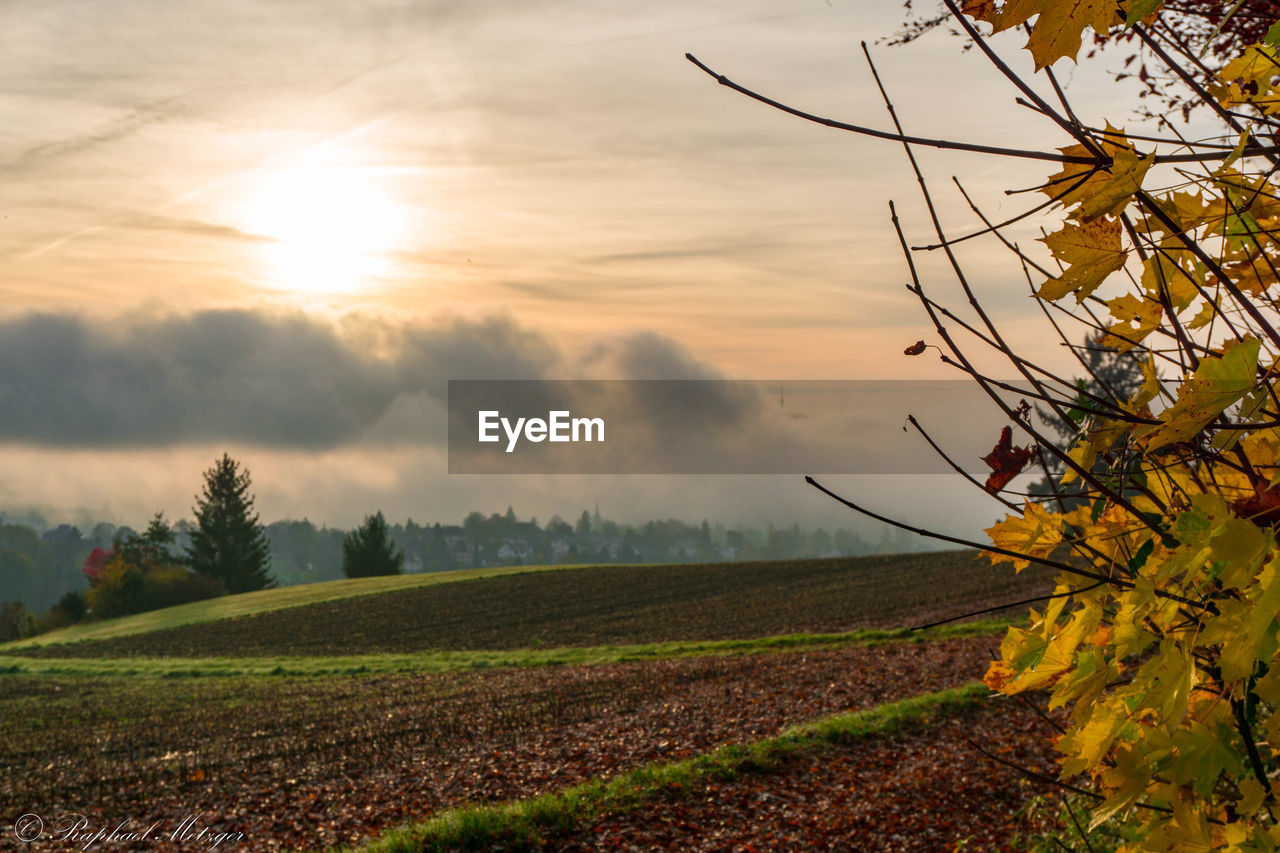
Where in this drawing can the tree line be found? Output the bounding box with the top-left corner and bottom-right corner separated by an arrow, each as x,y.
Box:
0,455 -> 921,639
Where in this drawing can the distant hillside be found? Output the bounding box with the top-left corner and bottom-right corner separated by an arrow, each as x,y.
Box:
0,508 -> 929,613
0,563 -> 580,651
8,551 -> 1052,659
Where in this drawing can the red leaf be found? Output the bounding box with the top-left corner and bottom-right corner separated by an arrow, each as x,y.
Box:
982,426 -> 1034,494
904,340 -> 927,356
1234,486 -> 1280,528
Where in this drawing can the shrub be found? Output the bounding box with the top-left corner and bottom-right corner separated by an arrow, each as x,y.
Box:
86,553 -> 225,619
27,590 -> 91,635
55,590 -> 87,623
0,601 -> 32,642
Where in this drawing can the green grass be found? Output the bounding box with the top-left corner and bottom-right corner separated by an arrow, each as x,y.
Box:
10,552 -> 1046,660
340,682 -> 988,853
0,620 -> 1007,678
0,562 -> 596,651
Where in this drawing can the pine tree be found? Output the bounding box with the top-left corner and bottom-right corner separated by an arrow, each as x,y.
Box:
342,511 -> 404,578
186,454 -> 273,594
1029,333 -> 1148,505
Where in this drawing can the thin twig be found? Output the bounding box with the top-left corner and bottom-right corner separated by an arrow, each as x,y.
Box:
911,581 -> 1107,631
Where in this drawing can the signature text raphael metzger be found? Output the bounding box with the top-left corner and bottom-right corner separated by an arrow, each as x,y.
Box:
477,410 -> 604,453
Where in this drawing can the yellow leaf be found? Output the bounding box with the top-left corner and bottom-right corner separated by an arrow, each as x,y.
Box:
1101,293 -> 1162,351
1137,641 -> 1195,724
983,659 -> 1015,692
1140,250 -> 1199,311
1222,259 -> 1279,297
999,0 -> 1118,69
985,502 -> 1063,571
1207,517 -> 1271,590
1091,744 -> 1150,828
1045,128 -> 1154,220
1220,559 -> 1280,683
1239,778 -> 1267,818
1224,129 -> 1252,169
1185,297 -> 1217,330
1128,353 -> 1161,409
1152,190 -> 1208,236
1050,646 -> 1113,710
1060,439 -> 1096,486
987,0 -> 1039,31
1061,700 -> 1130,773
1221,45 -> 1280,91
1038,217 -> 1127,301
1140,338 -> 1261,450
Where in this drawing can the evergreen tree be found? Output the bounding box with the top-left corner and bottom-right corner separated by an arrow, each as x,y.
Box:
1030,334 -> 1148,506
342,511 -> 404,578
117,512 -> 181,567
186,454 -> 273,593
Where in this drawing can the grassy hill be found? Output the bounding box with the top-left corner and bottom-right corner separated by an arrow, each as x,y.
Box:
0,562 -> 588,651
4,550 -> 1050,659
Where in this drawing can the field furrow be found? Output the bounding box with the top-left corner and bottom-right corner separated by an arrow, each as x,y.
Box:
1,637 -> 995,851
545,698 -> 1059,853
7,553 -> 1049,659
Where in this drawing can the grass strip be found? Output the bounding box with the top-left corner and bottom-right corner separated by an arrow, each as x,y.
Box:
0,563 -> 604,651
340,682 -> 988,853
0,620 -> 1006,678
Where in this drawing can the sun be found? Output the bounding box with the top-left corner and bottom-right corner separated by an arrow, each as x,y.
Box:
242,164 -> 402,295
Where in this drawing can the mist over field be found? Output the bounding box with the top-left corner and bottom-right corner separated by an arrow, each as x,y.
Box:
0,1 -> 1144,537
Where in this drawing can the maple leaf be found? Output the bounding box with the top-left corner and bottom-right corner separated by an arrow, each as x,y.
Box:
985,0 -> 1041,32
1060,700 -> 1130,773
984,0 -> 1120,69
1184,297 -> 1217,331
1150,191 -> 1209,236
1140,250 -> 1199,312
1044,128 -> 1154,221
1025,0 -> 1119,69
1058,439 -> 1096,486
1221,259 -> 1279,297
1127,353 -> 1162,410
1221,44 -> 1280,91
1091,745 -> 1152,827
1232,485 -> 1280,529
1139,338 -> 1261,450
903,340 -> 927,356
1123,0 -> 1164,25
984,659 -> 1015,691
1038,216 -> 1127,302
1219,563 -> 1280,683
985,502 -> 1063,571
959,0 -> 999,23
982,425 -> 1035,493
1100,293 -> 1163,351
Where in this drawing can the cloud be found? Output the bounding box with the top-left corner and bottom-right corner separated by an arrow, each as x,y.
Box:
123,215 -> 275,244
3,96 -> 187,173
576,331 -> 725,380
0,309 -> 729,448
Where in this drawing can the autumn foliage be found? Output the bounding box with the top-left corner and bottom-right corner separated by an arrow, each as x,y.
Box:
695,0 -> 1280,848
944,2 -> 1280,848
80,523 -> 223,619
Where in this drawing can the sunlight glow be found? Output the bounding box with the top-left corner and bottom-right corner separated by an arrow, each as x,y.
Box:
242,165 -> 402,295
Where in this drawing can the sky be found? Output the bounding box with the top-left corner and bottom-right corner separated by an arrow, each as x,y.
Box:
0,1 -> 1154,535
